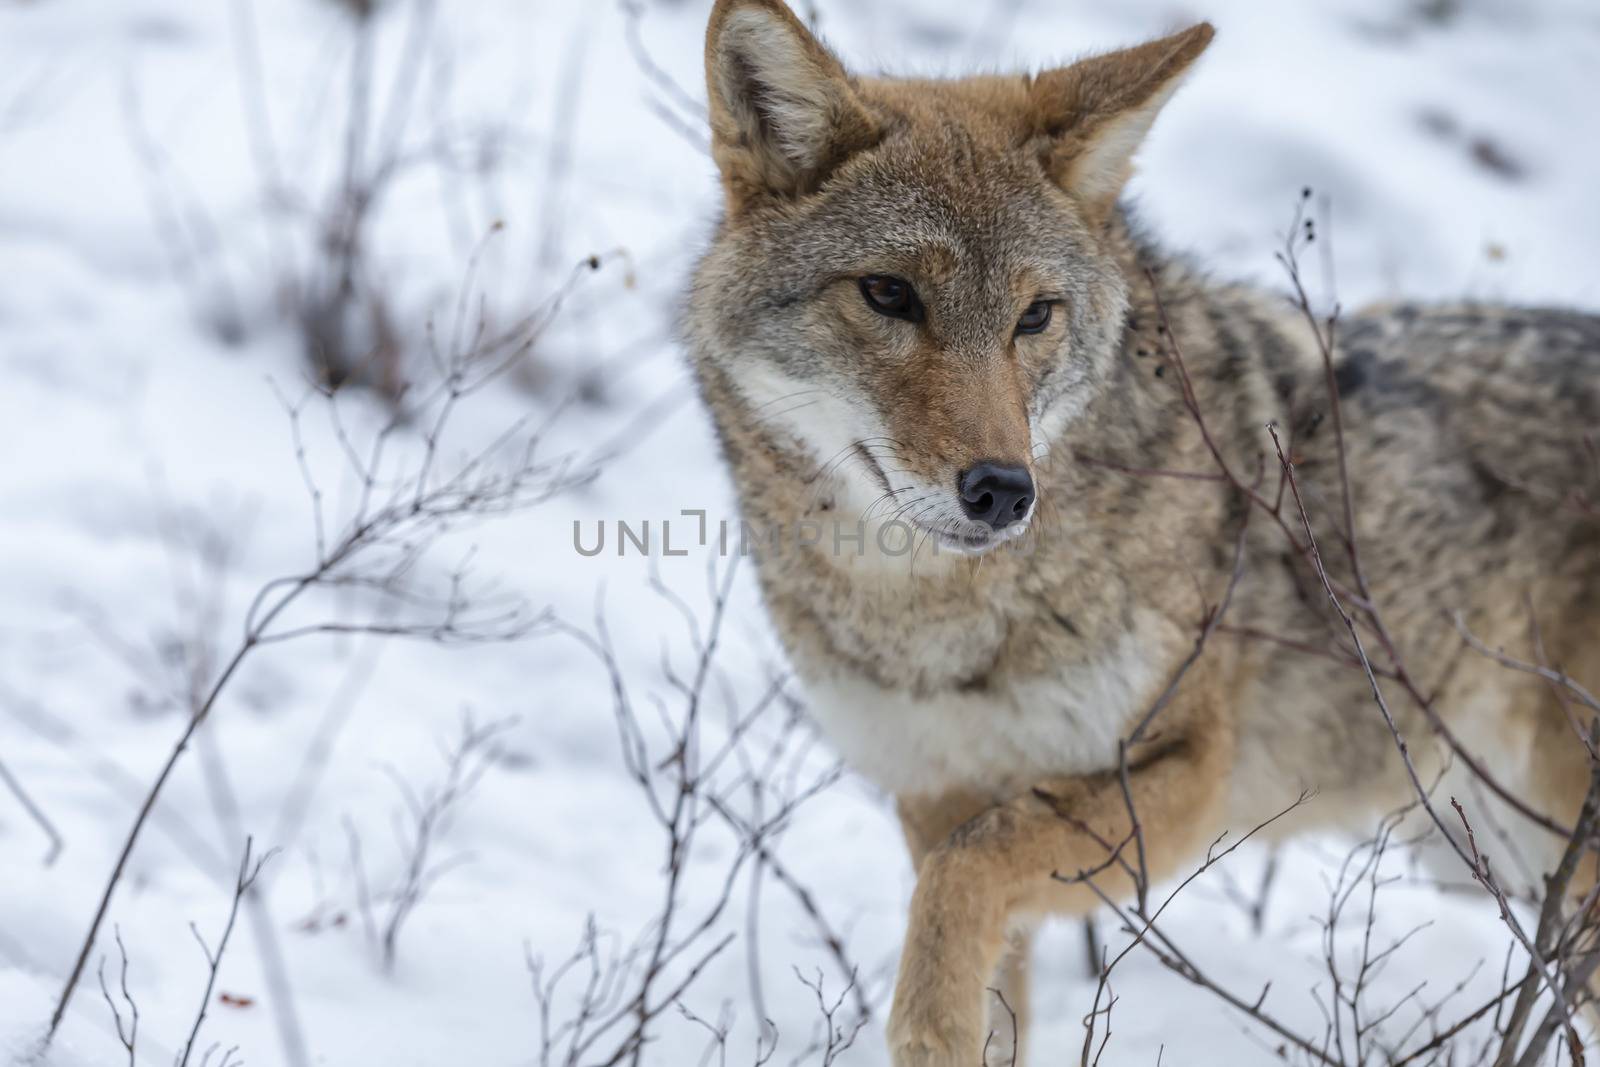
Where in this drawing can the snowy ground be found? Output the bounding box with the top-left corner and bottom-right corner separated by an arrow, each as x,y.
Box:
1,0 -> 1597,1064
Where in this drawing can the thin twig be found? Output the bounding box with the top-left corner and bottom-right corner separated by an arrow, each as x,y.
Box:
0,755 -> 64,865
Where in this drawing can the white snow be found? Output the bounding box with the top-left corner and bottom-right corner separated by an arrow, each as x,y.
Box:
1,0 -> 1597,1064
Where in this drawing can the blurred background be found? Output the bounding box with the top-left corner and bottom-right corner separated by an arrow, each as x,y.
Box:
1,0 -> 1597,1064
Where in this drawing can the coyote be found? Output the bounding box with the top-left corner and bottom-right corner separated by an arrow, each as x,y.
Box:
685,1 -> 1600,1062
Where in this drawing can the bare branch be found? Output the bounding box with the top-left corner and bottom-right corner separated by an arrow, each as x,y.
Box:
0,755 -> 63,865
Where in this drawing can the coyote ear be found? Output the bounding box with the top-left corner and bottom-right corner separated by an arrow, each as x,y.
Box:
705,0 -> 880,209
1030,23 -> 1214,226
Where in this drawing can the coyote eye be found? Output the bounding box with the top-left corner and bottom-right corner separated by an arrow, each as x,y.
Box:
1016,300 -> 1053,335
859,276 -> 924,323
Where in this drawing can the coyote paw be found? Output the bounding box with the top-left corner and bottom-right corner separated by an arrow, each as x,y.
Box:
887,999 -> 983,1067
887,1030 -> 975,1067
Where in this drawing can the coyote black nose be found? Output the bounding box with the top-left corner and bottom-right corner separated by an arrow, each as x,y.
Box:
958,463 -> 1034,530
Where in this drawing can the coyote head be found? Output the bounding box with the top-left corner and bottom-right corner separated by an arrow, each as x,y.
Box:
687,0 -> 1211,554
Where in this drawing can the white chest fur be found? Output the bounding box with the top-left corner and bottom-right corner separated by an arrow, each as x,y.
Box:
798,629 -> 1157,798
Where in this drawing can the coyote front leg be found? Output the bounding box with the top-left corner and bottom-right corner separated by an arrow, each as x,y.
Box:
887,703 -> 1233,1067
